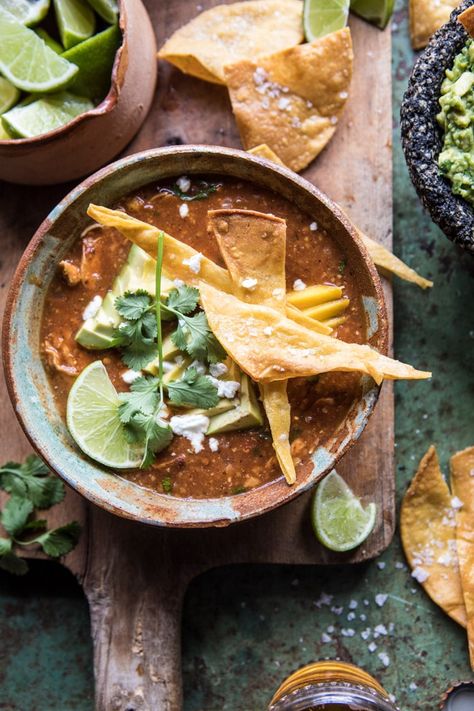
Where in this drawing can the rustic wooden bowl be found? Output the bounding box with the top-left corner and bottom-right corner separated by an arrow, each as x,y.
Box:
3,145 -> 388,527
0,0 -> 157,186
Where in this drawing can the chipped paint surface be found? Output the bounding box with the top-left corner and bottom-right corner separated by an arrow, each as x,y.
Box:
363,295 -> 379,339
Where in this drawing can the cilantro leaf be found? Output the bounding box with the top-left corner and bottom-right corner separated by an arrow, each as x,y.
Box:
25,475 -> 65,509
168,181 -> 220,202
172,311 -> 222,362
120,342 -> 157,370
35,522 -> 81,558
167,368 -> 219,409
22,519 -> 48,532
162,477 -> 173,493
0,552 -> 28,575
118,376 -> 160,423
0,537 -> 12,556
128,412 -> 173,468
115,290 -> 153,320
166,285 -> 199,315
0,455 -> 65,509
1,496 -> 33,537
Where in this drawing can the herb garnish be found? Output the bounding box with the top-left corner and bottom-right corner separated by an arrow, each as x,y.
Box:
338,259 -> 347,275
166,180 -> 220,202
167,367 -> 220,408
114,290 -> 158,370
0,455 -> 81,575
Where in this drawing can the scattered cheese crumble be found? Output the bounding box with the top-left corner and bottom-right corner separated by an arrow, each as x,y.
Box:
182,252 -> 202,273
82,295 -> 102,321
208,376 -> 240,399
170,414 -> 209,453
177,176 -> 190,193
121,369 -> 141,384
309,221 -> 318,231
293,278 -> 306,291
378,652 -> 390,668
375,593 -> 388,608
209,362 -> 228,377
179,203 -> 189,218
412,566 -> 430,583
208,437 -> 219,452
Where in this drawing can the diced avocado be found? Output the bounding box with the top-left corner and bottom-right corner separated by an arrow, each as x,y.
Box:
187,398 -> 236,418
143,334 -> 181,375
207,374 -> 263,435
76,245 -> 173,349
162,356 -> 191,385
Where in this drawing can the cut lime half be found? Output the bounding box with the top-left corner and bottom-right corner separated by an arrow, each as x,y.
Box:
63,23 -> 121,102
53,0 -> 96,50
312,470 -> 376,552
303,0 -> 350,40
67,360 -> 144,469
86,0 -> 118,24
350,0 -> 394,29
0,8 -> 78,92
0,76 -> 20,114
0,0 -> 50,27
2,92 -> 93,138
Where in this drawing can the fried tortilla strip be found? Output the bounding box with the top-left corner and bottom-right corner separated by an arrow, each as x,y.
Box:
359,231 -> 433,290
209,208 -> 296,484
400,445 -> 467,628
459,6 -> 474,36
224,28 -> 352,172
158,0 -> 304,85
200,282 -> 431,384
87,205 -> 331,335
450,447 -> 474,667
409,0 -> 458,50
248,143 -> 285,166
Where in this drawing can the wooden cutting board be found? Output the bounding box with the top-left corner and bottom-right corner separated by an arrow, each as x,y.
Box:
0,3 -> 392,709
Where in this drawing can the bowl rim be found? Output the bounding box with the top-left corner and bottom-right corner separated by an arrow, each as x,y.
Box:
0,0 -> 128,147
400,0 -> 474,253
2,144 -> 388,528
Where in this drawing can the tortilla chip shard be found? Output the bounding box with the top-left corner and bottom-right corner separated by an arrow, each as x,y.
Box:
409,0 -> 458,50
248,144 -> 285,166
450,446 -> 474,667
359,231 -> 433,290
224,28 -> 353,172
400,445 -> 467,628
158,0 -> 304,85
199,282 -> 431,384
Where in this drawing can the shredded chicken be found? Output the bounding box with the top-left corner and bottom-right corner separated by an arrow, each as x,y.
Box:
59,260 -> 81,286
43,336 -> 78,376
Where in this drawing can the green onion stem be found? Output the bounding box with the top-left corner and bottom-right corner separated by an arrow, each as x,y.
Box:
155,231 -> 165,405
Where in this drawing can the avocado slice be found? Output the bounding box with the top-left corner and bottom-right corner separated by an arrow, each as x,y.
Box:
207,374 -> 263,435
76,245 -> 173,349
143,334 -> 182,375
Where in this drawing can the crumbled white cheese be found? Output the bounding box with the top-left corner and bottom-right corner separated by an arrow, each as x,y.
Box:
368,642 -> 377,653
359,614 -> 367,621
208,376 -> 240,399
182,252 -> 202,274
209,362 -> 228,378
309,221 -> 318,231
377,562 -> 386,570
208,437 -> 219,452
121,369 -> 141,384
314,592 -> 333,608
174,278 -> 185,288
174,355 -> 185,366
321,633 -> 332,643
327,625 -> 335,633
190,360 -> 207,375
341,628 -> 355,638
263,326 -> 273,336
330,605 -> 343,615
378,652 -> 390,668
162,361 -> 174,373
361,629 -> 371,640
375,593 -> 388,608
241,277 -> 258,290
348,600 -> 358,610
374,624 -> 388,637
411,566 -> 429,583
170,414 -> 209,453
179,203 -> 189,218
177,176 -> 191,193
82,295 -> 102,321
451,496 -> 464,509
395,561 -> 405,570
293,278 -> 306,291
347,612 -> 356,621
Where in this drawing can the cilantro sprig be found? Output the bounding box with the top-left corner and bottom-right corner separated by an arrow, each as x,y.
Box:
0,455 -> 81,575
113,290 -> 158,370
166,180 -> 220,202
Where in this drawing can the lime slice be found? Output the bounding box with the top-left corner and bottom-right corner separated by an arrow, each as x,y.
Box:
0,119 -> 12,139
0,76 -> 20,113
312,470 -> 376,552
303,0 -> 350,40
0,8 -> 78,92
0,0 -> 50,27
53,0 -> 95,50
67,360 -> 144,469
2,91 -> 93,138
350,0 -> 394,29
63,24 -> 121,102
86,0 -> 118,24
35,27 -> 64,53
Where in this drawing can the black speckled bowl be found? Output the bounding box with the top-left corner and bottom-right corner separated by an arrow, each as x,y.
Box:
401,0 -> 474,253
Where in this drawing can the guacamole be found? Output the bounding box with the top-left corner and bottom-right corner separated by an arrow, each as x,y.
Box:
437,40 -> 474,206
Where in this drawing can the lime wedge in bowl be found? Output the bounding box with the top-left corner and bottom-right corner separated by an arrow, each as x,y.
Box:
0,8 -> 78,92
350,0 -> 394,29
53,0 -> 95,50
0,76 -> 20,113
312,470 -> 376,551
2,92 -> 93,138
86,0 -> 118,24
0,120 -> 12,139
0,0 -> 50,26
303,0 -> 350,40
63,24 -> 121,102
67,360 -> 145,469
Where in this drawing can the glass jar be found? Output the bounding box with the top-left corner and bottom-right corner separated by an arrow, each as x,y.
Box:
269,661 -> 399,711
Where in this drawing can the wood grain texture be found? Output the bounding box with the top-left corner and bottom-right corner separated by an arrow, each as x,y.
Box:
0,4 -> 392,709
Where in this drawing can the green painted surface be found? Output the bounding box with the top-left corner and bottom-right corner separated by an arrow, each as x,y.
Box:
1,1 -> 474,709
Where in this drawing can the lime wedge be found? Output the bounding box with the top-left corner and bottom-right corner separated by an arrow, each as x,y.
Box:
312,470 -> 376,552
0,0 -> 50,27
35,27 -> 64,53
0,8 -> 78,92
86,0 -> 118,24
63,24 -> 121,102
0,119 -> 12,139
303,0 -> 350,40
2,92 -> 93,138
67,360 -> 144,469
350,0 -> 394,29
53,0 -> 95,50
0,76 -> 20,113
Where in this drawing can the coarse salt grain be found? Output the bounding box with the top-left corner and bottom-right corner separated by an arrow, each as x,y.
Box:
293,278 -> 306,291
347,612 -> 356,621
451,496 -> 463,509
182,252 -> 202,274
263,326 -> 273,336
361,629 -> 371,640
321,633 -> 332,643
368,642 -> 377,653
349,600 -> 358,610
377,562 -> 386,570
179,203 -> 189,218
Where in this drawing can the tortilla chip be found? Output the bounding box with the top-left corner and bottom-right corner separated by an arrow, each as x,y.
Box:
248,144 -> 285,166
409,0 -> 458,50
359,231 -> 433,290
209,208 -> 296,485
224,28 -> 352,172
199,282 -> 432,384
450,447 -> 474,667
400,445 -> 467,628
158,0 -> 304,85
459,6 -> 474,36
